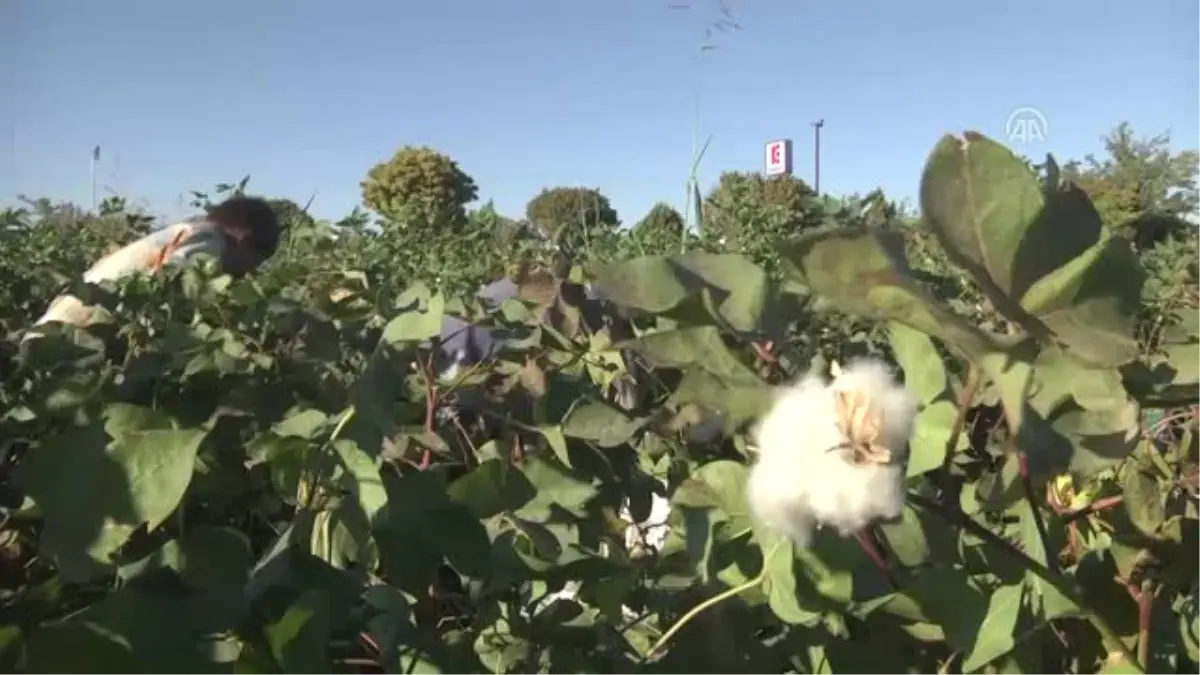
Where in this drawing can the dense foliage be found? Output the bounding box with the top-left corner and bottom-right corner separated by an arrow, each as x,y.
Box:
631,203 -> 688,256
360,146 -> 479,234
0,123 -> 1196,674
525,187 -> 622,255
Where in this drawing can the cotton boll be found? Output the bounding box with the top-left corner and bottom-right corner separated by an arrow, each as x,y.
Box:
747,373 -> 839,547
751,373 -> 838,463
747,461 -> 816,547
803,358 -> 917,533
746,358 -> 919,545
828,358 -> 919,456
801,454 -> 906,536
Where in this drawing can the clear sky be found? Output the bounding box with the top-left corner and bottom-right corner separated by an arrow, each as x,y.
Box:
3,0 -> 1197,225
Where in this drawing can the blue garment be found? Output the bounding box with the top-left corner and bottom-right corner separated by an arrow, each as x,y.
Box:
433,275 -> 617,380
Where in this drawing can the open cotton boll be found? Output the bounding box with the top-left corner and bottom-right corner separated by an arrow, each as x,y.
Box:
800,447 -> 907,536
828,358 -> 919,455
747,358 -> 919,545
746,373 -> 834,547
806,358 -> 918,535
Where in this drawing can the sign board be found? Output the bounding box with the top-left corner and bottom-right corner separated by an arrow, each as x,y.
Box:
764,139 -> 793,176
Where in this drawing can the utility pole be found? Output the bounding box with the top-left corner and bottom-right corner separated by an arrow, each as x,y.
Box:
90,145 -> 100,212
811,119 -> 824,195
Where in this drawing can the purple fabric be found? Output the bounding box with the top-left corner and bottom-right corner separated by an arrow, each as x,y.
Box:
433,276 -> 617,378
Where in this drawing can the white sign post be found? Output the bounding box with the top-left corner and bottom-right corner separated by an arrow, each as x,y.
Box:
764,139 -> 793,176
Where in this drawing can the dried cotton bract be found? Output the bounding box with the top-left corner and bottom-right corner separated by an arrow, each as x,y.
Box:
747,358 -> 918,547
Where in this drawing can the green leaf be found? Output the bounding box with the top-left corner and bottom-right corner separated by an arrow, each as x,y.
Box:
514,456 -> 598,520
331,438 -> 388,525
560,398 -> 646,448
1008,499 -> 1078,620
591,252 -> 780,334
919,132 -> 1144,367
753,527 -> 820,626
382,290 -> 445,345
919,132 -> 1096,305
976,347 -> 1035,441
265,589 -> 333,673
1024,347 -> 1141,478
1180,593 -> 1199,665
538,424 -> 571,466
17,404 -> 207,581
119,525 -> 253,590
629,325 -> 772,426
673,460 -> 752,579
1121,464 -> 1166,537
274,409 -> 329,439
962,583 -> 1024,672
888,322 -> 965,476
877,506 -> 931,567
24,621 -> 138,673
779,226 -> 1000,360
447,459 -> 536,518
672,460 -> 751,535
1019,235 -> 1144,366
1123,342 -> 1200,407
474,607 -> 532,673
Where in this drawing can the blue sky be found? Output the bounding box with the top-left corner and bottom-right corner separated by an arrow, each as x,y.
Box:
3,0 -> 1197,225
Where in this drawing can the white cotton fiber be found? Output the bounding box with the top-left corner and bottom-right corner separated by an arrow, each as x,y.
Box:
747,358 -> 918,546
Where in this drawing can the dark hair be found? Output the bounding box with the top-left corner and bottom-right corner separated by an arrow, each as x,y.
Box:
206,196 -> 281,262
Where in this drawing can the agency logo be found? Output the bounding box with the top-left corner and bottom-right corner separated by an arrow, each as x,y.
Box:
1005,106 -> 1049,144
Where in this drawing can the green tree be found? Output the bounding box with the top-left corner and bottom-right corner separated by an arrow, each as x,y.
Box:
524,186 -> 619,253
631,202 -> 686,255
360,146 -> 478,233
1062,122 -> 1198,248
702,171 -> 819,268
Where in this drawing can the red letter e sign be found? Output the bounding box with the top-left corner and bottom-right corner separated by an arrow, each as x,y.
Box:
764,139 -> 792,176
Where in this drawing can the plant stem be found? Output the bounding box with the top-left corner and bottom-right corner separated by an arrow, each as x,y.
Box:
1135,580 -> 1154,669
906,492 -> 1144,673
940,363 -> 979,473
1016,452 -> 1058,573
646,541 -> 783,658
1062,495 -> 1124,523
301,406 -> 357,509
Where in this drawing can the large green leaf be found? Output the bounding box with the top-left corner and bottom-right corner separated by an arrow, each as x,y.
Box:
919,133 -> 1096,304
591,252 -> 785,335
17,404 -> 207,581
888,322 -> 966,476
1019,235 -> 1145,366
625,325 -> 772,426
919,132 -> 1144,367
1025,347 -> 1142,478
778,226 -> 1000,360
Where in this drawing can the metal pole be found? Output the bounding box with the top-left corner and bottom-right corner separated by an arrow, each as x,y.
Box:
90,145 -> 99,212
812,119 -> 824,195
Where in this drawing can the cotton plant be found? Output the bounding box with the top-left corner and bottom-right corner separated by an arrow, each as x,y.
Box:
747,357 -> 918,548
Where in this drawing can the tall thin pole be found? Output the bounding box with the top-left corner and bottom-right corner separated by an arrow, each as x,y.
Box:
812,119 -> 824,195
90,145 -> 100,212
